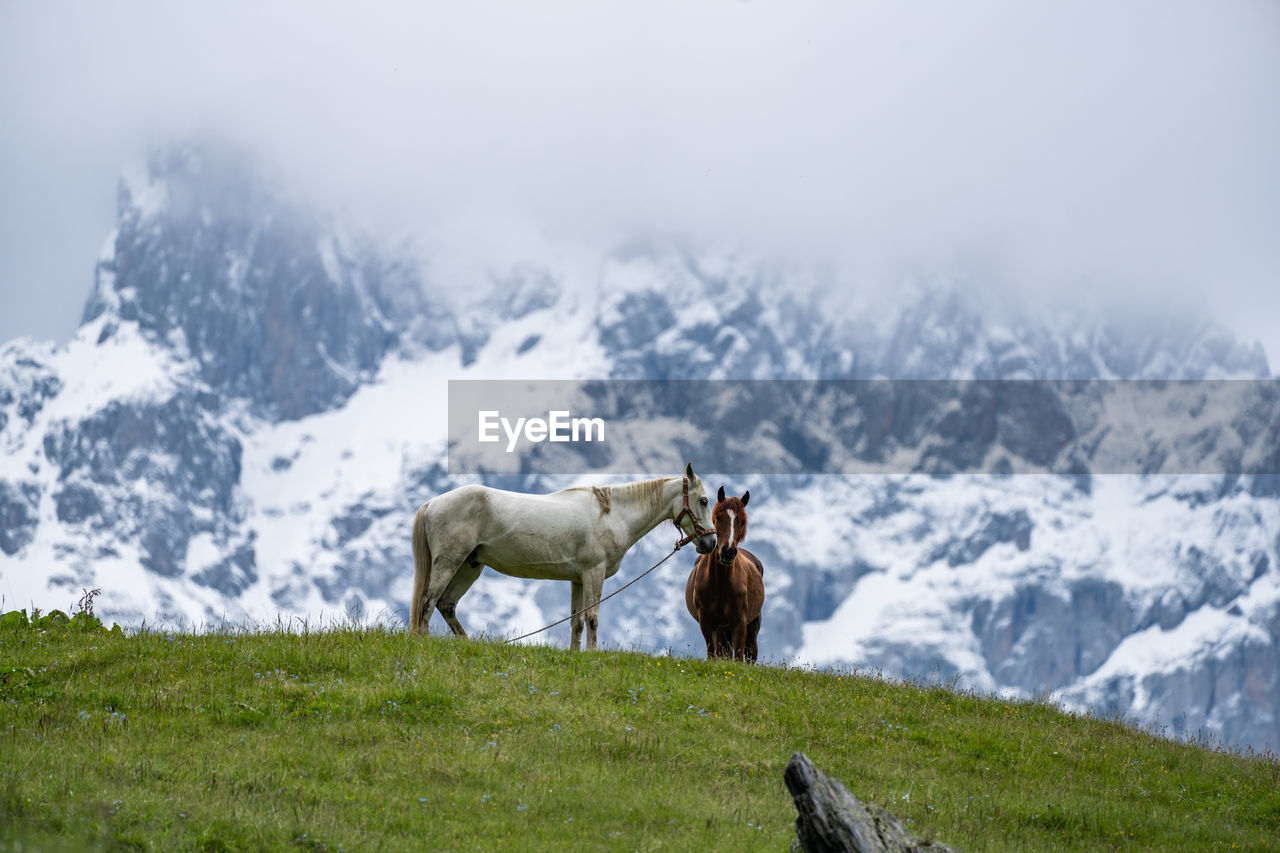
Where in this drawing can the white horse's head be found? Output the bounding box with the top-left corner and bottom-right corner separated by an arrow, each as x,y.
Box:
679,462 -> 718,555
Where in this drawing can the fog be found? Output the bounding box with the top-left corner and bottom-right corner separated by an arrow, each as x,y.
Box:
2,1 -> 1278,363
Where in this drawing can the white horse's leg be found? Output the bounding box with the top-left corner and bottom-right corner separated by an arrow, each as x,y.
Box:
438,561 -> 482,638
582,567 -> 606,652
569,581 -> 584,651
422,546 -> 469,636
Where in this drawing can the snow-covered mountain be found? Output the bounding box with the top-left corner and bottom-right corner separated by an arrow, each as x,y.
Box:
3,142 -> 1278,753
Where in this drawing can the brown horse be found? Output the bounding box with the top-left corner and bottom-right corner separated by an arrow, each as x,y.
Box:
685,486 -> 765,662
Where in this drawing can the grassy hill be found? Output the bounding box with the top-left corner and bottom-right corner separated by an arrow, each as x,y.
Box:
1,609 -> 1276,851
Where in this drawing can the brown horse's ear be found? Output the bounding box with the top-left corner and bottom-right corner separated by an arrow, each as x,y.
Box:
741,490 -> 749,507
717,485 -> 726,503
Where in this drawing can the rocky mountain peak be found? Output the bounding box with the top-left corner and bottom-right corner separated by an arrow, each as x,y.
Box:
83,140 -> 425,422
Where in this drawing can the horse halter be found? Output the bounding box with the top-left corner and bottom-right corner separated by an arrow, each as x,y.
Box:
672,476 -> 715,549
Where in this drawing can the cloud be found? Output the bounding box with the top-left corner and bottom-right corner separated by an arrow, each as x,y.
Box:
2,1 -> 1278,359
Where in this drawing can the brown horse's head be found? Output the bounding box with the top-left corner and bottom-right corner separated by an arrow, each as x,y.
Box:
713,485 -> 750,566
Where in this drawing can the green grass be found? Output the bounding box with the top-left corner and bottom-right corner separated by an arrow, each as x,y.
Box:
1,611 -> 1276,852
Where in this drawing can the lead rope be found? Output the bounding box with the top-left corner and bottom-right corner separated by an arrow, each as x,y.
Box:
503,542 -> 688,645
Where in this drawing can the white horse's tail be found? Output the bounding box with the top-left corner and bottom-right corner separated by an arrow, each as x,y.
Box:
410,503 -> 433,634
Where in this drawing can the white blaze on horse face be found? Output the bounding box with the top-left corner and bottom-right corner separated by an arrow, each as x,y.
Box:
725,508 -> 736,547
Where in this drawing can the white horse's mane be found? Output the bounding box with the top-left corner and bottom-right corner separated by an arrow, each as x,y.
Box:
576,476 -> 672,516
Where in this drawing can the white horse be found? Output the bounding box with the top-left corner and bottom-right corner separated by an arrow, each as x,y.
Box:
411,463 -> 717,650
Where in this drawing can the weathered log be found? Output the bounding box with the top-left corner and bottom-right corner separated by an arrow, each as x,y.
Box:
784,752 -> 957,853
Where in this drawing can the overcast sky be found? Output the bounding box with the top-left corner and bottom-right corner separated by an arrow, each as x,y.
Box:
2,1 -> 1278,365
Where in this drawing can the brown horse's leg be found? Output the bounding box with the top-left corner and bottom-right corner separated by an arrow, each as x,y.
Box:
699,621 -> 718,659
732,616 -> 748,662
745,616 -> 761,663
714,627 -> 732,659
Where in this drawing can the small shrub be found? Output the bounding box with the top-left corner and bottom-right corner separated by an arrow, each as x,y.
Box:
41,609 -> 69,628
0,609 -> 29,629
